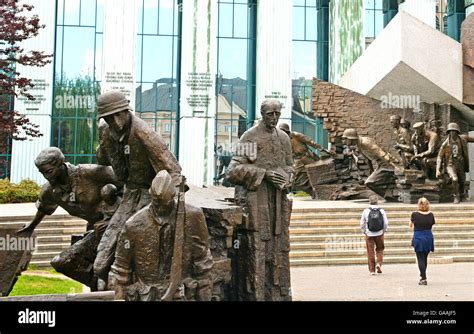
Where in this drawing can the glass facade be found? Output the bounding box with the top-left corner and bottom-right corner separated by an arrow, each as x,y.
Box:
365,0 -> 384,41
4,0 -> 467,181
437,0 -> 448,34
135,0 -> 180,156
214,0 -> 256,183
292,0 -> 326,146
52,0 -> 102,165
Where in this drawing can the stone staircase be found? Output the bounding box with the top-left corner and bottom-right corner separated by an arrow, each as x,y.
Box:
0,214 -> 87,268
289,203 -> 474,266
1,202 -> 473,268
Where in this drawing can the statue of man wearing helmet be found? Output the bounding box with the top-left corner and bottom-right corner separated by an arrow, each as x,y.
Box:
342,128 -> 400,200
409,121 -> 441,179
436,122 -> 473,203
391,115 -> 412,168
93,90 -> 184,285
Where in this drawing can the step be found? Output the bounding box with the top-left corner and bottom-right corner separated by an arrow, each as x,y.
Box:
0,213 -> 75,222
36,235 -> 75,244
29,260 -> 54,268
31,251 -> 62,262
291,205 -> 474,214
35,243 -> 71,252
290,238 -> 474,250
289,254 -> 474,266
290,218 -> 474,226
0,220 -> 87,229
31,227 -> 87,235
289,224 -> 473,234
289,231 -> 474,242
291,211 -> 474,220
289,246 -> 474,258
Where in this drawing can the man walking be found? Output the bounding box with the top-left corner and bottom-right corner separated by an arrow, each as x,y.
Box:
360,195 -> 389,275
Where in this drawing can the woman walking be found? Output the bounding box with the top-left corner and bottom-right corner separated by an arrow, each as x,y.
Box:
410,197 -> 435,285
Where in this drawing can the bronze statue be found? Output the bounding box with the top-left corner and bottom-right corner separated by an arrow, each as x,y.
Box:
436,123 -> 471,204
93,90 -> 184,284
400,118 -> 411,132
342,128 -> 399,199
429,119 -> 446,143
279,123 -> 330,199
227,100 -> 293,301
108,171 -> 213,301
17,147 -> 121,290
409,122 -> 441,179
391,115 -> 412,168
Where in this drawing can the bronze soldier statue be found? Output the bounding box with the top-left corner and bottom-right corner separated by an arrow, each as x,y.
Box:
391,115 -> 412,168
429,119 -> 446,143
409,122 -> 441,179
17,147 -> 121,290
400,118 -> 411,133
342,129 -> 399,199
93,90 -> 183,284
279,123 -> 331,199
227,100 -> 293,301
108,171 -> 213,301
436,123 -> 472,204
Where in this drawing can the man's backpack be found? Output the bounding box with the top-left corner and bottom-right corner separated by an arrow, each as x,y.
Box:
367,208 -> 384,232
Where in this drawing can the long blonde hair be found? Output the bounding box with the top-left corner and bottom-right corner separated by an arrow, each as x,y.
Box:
417,197 -> 430,212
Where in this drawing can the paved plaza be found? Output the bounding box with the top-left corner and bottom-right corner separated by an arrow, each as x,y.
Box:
291,263 -> 474,301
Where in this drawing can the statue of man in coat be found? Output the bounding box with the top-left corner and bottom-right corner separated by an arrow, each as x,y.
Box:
226,100 -> 294,301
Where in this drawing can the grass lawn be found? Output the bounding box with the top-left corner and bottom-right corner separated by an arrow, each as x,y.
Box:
293,191 -> 310,197
9,275 -> 83,296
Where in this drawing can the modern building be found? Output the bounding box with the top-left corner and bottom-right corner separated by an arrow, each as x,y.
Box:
2,0 -> 472,187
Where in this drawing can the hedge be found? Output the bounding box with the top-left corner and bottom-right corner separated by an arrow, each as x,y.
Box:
0,179 -> 41,204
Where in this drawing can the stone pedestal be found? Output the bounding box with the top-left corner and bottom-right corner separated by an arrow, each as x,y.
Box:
306,158 -> 339,187
395,169 -> 470,203
186,185 -> 242,301
0,228 -> 34,296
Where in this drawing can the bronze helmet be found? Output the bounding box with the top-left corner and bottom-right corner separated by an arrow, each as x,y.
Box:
342,128 -> 358,140
97,91 -> 131,119
446,122 -> 461,133
278,123 -> 290,133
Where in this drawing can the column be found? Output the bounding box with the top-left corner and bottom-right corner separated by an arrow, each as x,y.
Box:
329,0 -> 364,84
246,0 -> 258,128
255,0 -> 293,125
101,0 -> 138,107
179,0 -> 217,186
317,0 -> 330,81
10,0 -> 56,184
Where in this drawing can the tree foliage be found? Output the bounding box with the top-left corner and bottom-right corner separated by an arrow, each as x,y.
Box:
0,0 -> 52,151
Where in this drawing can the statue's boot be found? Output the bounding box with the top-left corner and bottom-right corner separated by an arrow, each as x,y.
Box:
453,180 -> 461,204
453,195 -> 461,204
